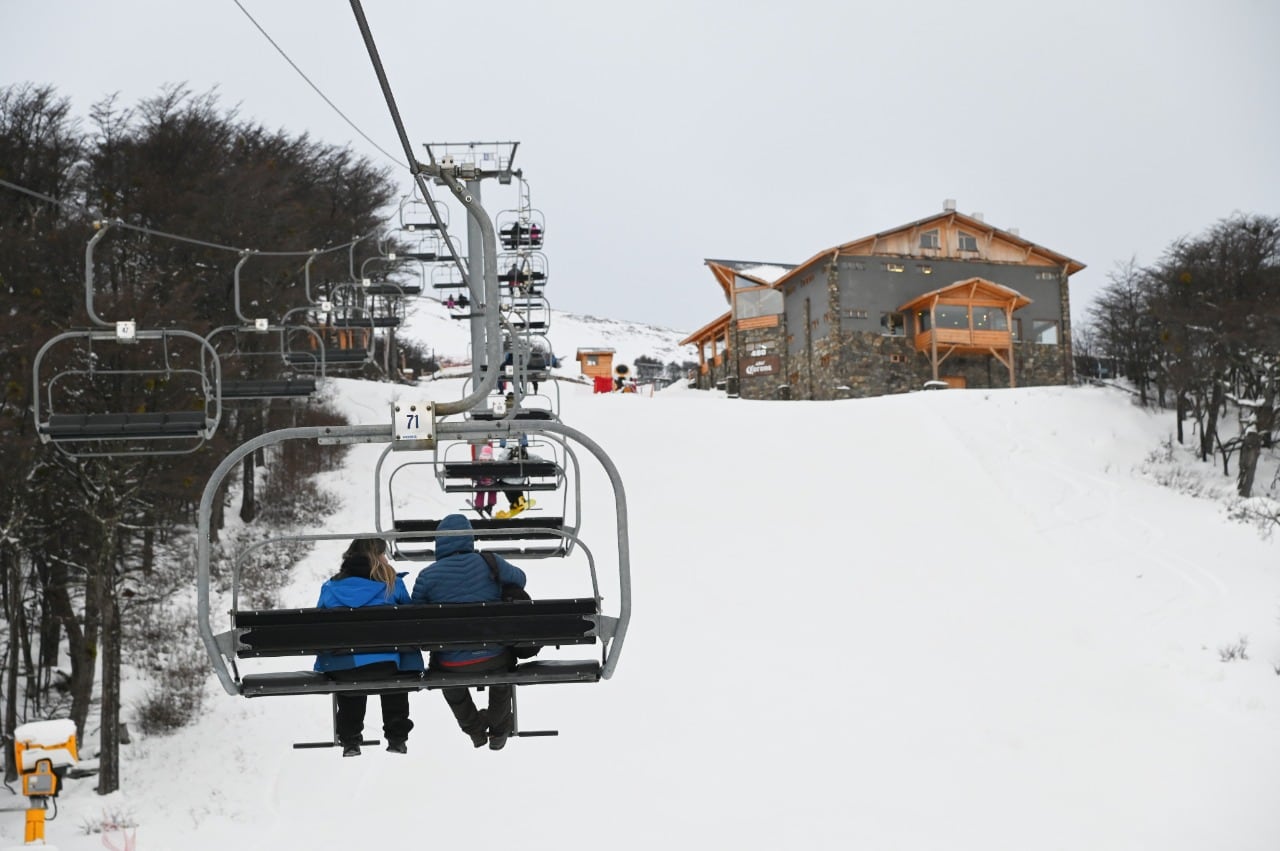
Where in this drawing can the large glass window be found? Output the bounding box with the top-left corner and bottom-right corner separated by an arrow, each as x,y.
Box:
735,287 -> 783,319
1031,320 -> 1060,345
916,310 -> 931,331
919,229 -> 940,249
935,304 -> 969,329
957,231 -> 978,252
880,312 -> 906,336
972,307 -> 1008,331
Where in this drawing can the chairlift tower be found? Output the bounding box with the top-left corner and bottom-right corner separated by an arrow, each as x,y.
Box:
422,141 -> 521,384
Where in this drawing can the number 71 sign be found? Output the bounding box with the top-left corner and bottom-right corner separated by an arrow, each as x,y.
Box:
392,401 -> 436,446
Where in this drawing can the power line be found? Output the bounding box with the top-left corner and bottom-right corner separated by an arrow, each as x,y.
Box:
0,176 -> 371,257
231,0 -> 408,170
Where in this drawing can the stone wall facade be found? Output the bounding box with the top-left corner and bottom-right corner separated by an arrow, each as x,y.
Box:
724,325 -> 1069,401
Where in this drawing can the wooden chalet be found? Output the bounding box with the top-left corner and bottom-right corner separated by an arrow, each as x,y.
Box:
683,202 -> 1084,399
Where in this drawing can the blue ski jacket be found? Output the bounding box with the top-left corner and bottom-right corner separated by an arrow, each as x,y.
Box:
410,513 -> 527,666
312,562 -> 425,674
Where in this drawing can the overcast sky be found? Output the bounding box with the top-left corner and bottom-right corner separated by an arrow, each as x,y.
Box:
5,0 -> 1278,331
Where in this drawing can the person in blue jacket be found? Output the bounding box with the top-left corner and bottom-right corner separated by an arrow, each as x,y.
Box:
411,513 -> 527,750
314,537 -> 424,757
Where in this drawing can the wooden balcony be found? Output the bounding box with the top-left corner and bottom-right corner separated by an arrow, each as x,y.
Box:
912,328 -> 1013,352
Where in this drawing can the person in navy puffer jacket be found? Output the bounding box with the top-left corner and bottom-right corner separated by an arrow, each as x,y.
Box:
411,513 -> 527,750
315,537 -> 424,757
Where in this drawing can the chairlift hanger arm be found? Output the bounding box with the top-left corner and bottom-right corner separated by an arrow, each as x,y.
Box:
233,250 -> 259,325
84,221 -> 115,329
303,250 -> 321,304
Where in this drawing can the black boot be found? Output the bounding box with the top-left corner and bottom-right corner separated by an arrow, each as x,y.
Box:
463,709 -> 490,748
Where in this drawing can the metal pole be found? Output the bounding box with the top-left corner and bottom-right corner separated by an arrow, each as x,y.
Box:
466,177 -> 486,386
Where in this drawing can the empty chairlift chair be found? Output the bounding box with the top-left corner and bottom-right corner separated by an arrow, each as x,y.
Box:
204,324 -> 322,403
33,325 -> 222,456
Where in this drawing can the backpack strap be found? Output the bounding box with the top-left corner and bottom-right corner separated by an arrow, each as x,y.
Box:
480,550 -> 501,583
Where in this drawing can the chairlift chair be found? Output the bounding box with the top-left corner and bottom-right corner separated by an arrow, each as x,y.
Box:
278,308 -> 377,373
196,411 -> 630,747
375,433 -> 578,561
502,293 -> 551,332
432,265 -> 468,291
496,251 -> 548,293
397,193 -> 450,232
204,323 -> 323,403
497,218 -> 545,251
33,326 -> 222,457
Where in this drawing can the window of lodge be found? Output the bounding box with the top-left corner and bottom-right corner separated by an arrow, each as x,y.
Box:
972,307 -> 1008,330
880,312 -> 906,336
935,304 -> 969,329
1031,320 -> 1060,345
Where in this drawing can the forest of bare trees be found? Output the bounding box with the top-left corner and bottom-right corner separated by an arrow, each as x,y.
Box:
1075,213 -> 1280,498
0,83 -> 401,793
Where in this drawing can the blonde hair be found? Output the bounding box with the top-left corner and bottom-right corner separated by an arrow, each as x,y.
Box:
345,537 -> 396,597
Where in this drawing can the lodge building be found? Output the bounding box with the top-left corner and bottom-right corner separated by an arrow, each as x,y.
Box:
681,202 -> 1085,400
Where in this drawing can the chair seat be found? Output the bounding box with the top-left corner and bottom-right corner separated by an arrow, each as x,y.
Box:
222,379 -> 317,399
43,412 -> 210,439
239,660 -> 601,697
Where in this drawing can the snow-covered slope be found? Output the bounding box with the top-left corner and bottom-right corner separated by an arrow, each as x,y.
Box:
11,377 -> 1280,851
400,297 -> 695,371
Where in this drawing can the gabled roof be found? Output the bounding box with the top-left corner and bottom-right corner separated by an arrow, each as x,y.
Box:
772,210 -> 1085,292
575,347 -> 615,355
897,277 -> 1033,313
704,259 -> 797,301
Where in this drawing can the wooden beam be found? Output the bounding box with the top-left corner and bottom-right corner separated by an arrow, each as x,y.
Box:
929,296 -> 939,381
1007,305 -> 1017,388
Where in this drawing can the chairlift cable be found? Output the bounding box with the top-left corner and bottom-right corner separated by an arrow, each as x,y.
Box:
347,0 -> 466,275
231,0 -> 408,171
0,177 -> 372,258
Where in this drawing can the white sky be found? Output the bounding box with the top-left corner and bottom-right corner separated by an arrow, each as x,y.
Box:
10,1 -> 1280,330
5,1 -> 1280,329
7,315 -> 1280,850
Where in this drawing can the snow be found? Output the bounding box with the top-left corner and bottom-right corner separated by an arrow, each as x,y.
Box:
12,720 -> 77,750
736,263 -> 793,284
400,297 -> 695,371
9,331 -> 1280,849
12,720 -> 78,774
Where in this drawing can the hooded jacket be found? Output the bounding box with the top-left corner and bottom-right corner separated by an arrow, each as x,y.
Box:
312,554 -> 426,673
410,513 -> 528,666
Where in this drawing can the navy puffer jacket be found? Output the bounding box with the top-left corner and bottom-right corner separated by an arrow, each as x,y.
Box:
410,513 -> 527,666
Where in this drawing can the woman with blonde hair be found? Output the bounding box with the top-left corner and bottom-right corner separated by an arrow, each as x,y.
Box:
314,537 -> 424,757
